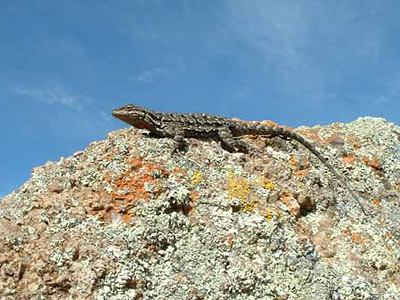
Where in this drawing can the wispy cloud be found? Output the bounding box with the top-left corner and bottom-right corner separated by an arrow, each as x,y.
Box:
13,84 -> 86,111
11,83 -> 116,136
133,67 -> 169,84
224,1 -> 383,98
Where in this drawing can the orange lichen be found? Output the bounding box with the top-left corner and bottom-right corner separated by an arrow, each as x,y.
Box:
346,134 -> 362,149
190,190 -> 199,200
187,191 -> 199,213
344,228 -> 365,245
294,170 -> 308,178
290,155 -> 297,167
372,198 -> 380,207
342,154 -> 357,165
362,156 -> 382,171
100,155 -> 170,224
386,232 -> 393,240
281,191 -> 300,217
226,233 -> 234,248
323,134 -> 340,144
290,156 -> 310,178
351,233 -> 365,245
295,129 -> 323,143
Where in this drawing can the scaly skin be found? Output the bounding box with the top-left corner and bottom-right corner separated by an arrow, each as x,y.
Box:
112,104 -> 366,214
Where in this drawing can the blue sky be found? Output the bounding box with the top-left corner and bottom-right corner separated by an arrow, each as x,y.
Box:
1,1 -> 400,197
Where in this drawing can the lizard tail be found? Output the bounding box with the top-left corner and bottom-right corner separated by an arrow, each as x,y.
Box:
253,125 -> 367,215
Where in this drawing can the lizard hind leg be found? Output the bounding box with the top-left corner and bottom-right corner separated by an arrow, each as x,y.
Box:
217,128 -> 251,153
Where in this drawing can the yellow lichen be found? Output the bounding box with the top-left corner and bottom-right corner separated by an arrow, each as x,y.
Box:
190,172 -> 203,185
262,178 -> 275,190
242,201 -> 256,212
227,171 -> 251,200
261,207 -> 283,221
226,170 -> 255,212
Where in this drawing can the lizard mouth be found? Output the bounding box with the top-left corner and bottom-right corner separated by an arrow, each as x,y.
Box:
111,111 -> 151,129
112,111 -> 135,125
113,114 -> 139,126
112,109 -> 128,119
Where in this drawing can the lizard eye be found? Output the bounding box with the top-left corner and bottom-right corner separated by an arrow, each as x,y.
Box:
123,104 -> 133,110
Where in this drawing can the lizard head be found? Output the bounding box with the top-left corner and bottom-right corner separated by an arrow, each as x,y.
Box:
112,104 -> 158,130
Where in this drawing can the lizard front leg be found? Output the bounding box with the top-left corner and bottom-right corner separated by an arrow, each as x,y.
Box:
163,125 -> 188,153
217,128 -> 252,153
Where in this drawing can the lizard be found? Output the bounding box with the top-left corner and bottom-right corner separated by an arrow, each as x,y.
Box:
112,104 -> 367,214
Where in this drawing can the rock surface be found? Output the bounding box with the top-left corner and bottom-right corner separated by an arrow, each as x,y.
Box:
1,117 -> 400,300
